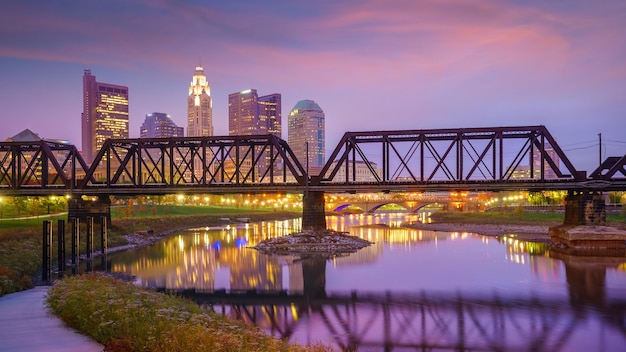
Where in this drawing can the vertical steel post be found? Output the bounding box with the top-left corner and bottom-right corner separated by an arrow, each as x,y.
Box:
57,219 -> 65,272
100,216 -> 107,255
86,216 -> 93,259
42,221 -> 52,282
71,217 -> 79,265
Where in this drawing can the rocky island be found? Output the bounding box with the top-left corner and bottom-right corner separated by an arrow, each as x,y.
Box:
251,229 -> 373,257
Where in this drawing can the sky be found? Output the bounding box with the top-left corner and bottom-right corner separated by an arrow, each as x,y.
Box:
1,0 -> 625,173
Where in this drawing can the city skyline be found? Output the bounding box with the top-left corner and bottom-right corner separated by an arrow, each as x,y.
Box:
1,1 -> 625,172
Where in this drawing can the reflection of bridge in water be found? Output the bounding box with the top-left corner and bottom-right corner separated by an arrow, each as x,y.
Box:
163,257 -> 626,351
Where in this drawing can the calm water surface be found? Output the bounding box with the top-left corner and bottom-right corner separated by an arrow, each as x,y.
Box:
107,213 -> 626,351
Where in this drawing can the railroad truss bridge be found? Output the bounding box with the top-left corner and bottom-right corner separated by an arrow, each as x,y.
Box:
1,125 -> 625,228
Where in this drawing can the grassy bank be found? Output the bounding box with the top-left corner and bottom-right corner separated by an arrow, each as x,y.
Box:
0,206 -> 299,296
430,211 -> 626,228
47,273 -> 332,352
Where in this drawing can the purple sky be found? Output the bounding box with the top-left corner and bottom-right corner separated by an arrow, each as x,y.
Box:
1,0 -> 625,172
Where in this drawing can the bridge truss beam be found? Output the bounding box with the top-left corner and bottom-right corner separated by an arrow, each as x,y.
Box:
80,135 -> 307,190
316,126 -> 584,188
1,126 -> 625,196
0,140 -> 90,191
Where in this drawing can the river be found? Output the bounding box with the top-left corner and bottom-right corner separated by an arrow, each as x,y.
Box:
103,213 -> 626,351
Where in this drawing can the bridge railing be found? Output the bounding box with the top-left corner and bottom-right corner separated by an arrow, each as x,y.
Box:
315,125 -> 584,186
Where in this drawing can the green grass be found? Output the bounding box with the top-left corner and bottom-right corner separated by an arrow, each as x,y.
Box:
47,273 -> 333,352
111,204 -> 275,218
430,211 -> 626,228
0,214 -> 67,228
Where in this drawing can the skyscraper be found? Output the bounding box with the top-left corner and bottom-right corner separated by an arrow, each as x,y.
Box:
81,69 -> 129,163
258,93 -> 282,137
288,99 -> 325,174
227,89 -> 282,180
187,66 -> 213,137
228,89 -> 281,137
140,112 -> 184,138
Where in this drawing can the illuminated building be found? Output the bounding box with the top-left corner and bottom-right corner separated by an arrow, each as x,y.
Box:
187,66 -> 213,137
330,160 -> 381,182
511,147 -> 560,179
228,89 -> 282,179
140,112 -> 184,138
81,69 -> 129,164
228,89 -> 281,137
258,93 -> 281,137
288,99 -> 325,175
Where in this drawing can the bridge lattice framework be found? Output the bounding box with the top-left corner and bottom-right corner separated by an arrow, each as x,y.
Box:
1,126 -> 625,227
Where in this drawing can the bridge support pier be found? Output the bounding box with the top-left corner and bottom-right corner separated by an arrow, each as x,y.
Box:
550,190 -> 626,251
302,191 -> 327,230
563,190 -> 605,226
68,195 -> 112,226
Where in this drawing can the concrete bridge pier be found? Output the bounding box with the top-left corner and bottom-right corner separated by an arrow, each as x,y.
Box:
302,191 -> 327,230
67,195 -> 112,226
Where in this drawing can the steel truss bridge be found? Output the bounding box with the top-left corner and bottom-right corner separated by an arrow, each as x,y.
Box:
170,288 -> 626,351
1,125 -> 625,196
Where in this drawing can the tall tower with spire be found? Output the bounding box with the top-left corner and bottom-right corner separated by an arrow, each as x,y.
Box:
187,66 -> 213,137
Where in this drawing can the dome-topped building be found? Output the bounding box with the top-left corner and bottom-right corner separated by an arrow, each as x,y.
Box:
288,99 -> 325,174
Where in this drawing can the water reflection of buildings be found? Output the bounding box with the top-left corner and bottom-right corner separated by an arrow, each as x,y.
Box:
110,220 -> 301,292
496,236 -> 561,282
111,214 -> 571,293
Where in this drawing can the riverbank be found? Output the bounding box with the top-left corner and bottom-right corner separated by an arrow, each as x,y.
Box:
407,222 -> 552,242
408,211 -> 626,243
